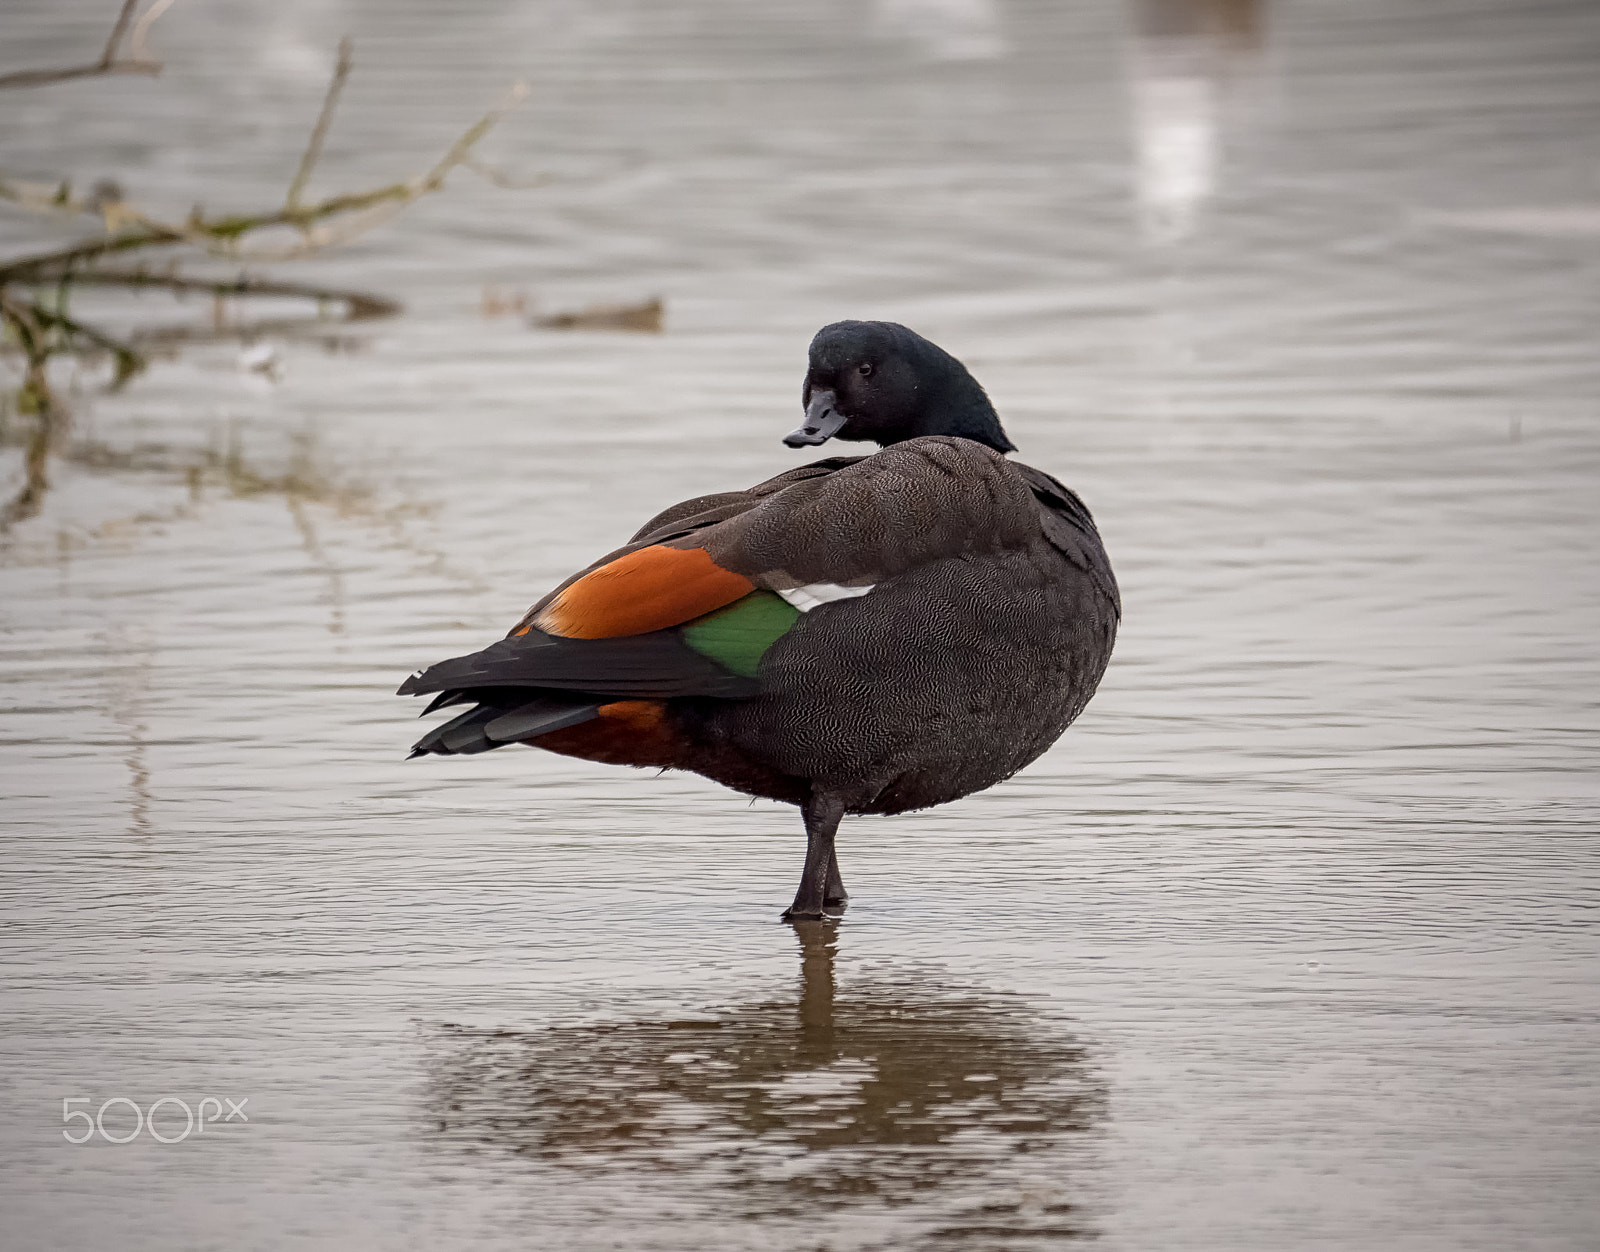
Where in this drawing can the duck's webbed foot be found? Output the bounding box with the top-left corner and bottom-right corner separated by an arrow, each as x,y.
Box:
782,790 -> 848,921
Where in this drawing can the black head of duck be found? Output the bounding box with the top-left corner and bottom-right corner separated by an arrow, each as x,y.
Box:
786,320 -> 1016,454
400,322 -> 1117,920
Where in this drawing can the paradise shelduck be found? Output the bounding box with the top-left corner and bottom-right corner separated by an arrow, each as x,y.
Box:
399,321 -> 1120,919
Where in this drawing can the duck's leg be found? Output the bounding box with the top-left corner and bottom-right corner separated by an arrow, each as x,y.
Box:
784,791 -> 845,921
824,847 -> 848,910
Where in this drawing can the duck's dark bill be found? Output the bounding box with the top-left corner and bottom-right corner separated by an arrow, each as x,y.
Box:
783,389 -> 848,447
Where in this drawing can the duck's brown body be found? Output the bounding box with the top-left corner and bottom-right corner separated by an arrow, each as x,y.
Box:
400,323 -> 1119,918
507,438 -> 1118,816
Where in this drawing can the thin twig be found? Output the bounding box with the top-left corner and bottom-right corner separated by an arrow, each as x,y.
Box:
416,82 -> 530,193
461,156 -> 551,191
127,0 -> 180,63
0,0 -> 166,90
99,0 -> 142,66
286,37 -> 353,213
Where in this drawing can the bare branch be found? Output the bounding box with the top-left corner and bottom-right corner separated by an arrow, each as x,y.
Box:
193,79 -> 531,262
0,222 -> 185,282
0,78 -> 529,275
286,36 -> 354,213
0,0 -> 168,91
69,266 -> 402,321
0,269 -> 397,365
0,59 -> 161,91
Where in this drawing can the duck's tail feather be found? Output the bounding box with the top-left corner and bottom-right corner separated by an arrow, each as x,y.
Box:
409,691 -> 602,758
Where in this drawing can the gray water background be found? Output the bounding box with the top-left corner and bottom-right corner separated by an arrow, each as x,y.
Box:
2,0 -> 1598,1247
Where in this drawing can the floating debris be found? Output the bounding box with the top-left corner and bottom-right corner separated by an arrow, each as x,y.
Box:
533,295 -> 664,333
480,286 -> 529,318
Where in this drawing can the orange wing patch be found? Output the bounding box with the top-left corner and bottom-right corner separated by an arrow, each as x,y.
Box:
597,699 -> 666,729
536,545 -> 754,639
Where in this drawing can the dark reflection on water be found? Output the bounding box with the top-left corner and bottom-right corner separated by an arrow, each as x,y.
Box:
425,922 -> 1101,1241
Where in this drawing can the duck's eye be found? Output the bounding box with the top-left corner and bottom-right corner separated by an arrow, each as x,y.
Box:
858,363 -> 874,378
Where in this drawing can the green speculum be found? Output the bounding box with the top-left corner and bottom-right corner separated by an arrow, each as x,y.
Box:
682,590 -> 800,678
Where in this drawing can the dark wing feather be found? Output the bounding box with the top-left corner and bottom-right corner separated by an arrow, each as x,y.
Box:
420,687 -> 480,715
628,492 -> 763,544
409,693 -> 602,757
685,437 -> 1038,587
398,626 -> 759,700
629,454 -> 869,543
1009,461 -> 1121,617
484,699 -> 602,741
410,704 -> 502,756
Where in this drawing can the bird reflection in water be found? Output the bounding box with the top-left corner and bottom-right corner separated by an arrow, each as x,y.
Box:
1127,0 -> 1267,242
425,922 -> 1103,1240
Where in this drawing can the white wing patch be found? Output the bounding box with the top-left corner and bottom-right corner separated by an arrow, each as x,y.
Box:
776,583 -> 877,613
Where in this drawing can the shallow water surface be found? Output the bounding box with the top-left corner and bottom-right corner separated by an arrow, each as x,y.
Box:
2,0 -> 1598,1248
